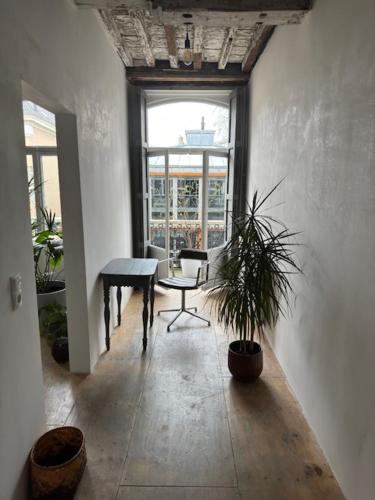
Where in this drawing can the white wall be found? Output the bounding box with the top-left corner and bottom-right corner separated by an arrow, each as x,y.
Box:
0,1 -> 132,498
248,0 -> 375,498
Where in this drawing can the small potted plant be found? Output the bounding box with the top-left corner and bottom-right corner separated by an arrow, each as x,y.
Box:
39,303 -> 69,363
33,208 -> 65,310
209,183 -> 301,382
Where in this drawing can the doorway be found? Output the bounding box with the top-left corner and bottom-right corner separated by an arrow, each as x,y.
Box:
23,100 -> 76,425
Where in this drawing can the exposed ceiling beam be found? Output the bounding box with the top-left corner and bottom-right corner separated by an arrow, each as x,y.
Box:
218,28 -> 236,70
99,10 -> 133,66
126,63 -> 249,85
75,1 -> 311,26
78,1 -> 311,10
193,53 -> 202,71
130,11 -> 155,67
75,0 -> 150,8
193,26 -> 204,53
157,10 -> 306,27
242,25 -> 274,72
151,1 -> 311,10
193,26 -> 204,70
164,25 -> 178,69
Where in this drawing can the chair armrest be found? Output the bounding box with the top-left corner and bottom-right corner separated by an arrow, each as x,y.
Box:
158,257 -> 177,277
196,261 -> 210,287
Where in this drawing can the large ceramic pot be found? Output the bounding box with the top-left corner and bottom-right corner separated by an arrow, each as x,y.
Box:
228,340 -> 263,382
37,280 -> 66,310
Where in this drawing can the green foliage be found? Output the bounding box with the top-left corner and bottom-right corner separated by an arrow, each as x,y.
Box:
209,182 -> 301,353
33,208 -> 64,293
39,303 -> 67,341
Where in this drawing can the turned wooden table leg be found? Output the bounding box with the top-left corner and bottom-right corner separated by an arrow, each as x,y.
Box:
116,286 -> 122,326
150,275 -> 155,327
104,282 -> 111,351
142,286 -> 149,350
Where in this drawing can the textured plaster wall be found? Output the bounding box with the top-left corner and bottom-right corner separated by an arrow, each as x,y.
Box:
0,1 -> 131,498
248,0 -> 375,498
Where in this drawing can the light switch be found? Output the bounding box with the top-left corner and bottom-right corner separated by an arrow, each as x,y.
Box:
10,274 -> 22,310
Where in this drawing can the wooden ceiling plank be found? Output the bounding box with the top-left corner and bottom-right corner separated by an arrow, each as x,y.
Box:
218,27 -> 236,70
99,10 -> 133,66
164,25 -> 178,68
241,24 -> 274,72
131,11 -> 155,67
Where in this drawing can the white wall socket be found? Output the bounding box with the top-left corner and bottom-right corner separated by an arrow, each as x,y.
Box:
10,274 -> 22,310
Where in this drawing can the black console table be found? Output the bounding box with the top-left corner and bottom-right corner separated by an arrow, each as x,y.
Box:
100,258 -> 158,351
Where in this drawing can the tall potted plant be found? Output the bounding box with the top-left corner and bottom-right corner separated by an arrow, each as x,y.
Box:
209,183 -> 301,381
33,208 -> 65,310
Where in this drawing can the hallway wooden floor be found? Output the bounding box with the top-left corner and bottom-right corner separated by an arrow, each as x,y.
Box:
42,289 -> 344,499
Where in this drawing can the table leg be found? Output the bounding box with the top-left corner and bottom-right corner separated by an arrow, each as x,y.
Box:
104,283 -> 111,351
142,286 -> 149,350
116,286 -> 122,326
150,275 -> 155,327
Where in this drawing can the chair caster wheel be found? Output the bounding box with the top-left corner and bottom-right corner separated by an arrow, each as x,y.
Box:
167,327 -> 170,332
208,322 -> 211,327
194,308 -> 198,312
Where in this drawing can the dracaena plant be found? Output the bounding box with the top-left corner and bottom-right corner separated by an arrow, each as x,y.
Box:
33,208 -> 64,293
209,182 -> 301,353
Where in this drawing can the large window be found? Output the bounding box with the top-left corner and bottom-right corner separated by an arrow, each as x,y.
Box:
23,101 -> 62,230
146,99 -> 231,257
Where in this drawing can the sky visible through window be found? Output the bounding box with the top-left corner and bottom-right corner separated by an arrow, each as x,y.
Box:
147,102 -> 229,147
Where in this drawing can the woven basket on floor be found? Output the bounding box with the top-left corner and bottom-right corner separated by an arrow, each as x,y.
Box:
30,426 -> 86,500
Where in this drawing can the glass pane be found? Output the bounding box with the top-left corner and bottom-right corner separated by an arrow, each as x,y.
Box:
41,155 -> 62,231
208,155 -> 228,249
169,153 -> 203,255
26,154 -> 37,225
147,102 -> 229,148
23,101 -> 57,147
148,155 -> 166,249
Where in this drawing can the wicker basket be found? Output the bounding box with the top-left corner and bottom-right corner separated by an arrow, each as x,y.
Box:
30,426 -> 86,500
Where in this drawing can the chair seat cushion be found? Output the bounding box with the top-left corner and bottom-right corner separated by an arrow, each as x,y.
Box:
158,276 -> 198,290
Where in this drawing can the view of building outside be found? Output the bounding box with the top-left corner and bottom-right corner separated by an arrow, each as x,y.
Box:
23,101 -> 62,230
147,102 -> 229,253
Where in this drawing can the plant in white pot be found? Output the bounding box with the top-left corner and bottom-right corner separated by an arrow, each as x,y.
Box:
209,183 -> 301,382
33,208 -> 65,310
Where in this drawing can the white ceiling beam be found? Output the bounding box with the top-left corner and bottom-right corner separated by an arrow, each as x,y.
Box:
218,28 -> 236,70
164,25 -> 178,69
131,11 -> 155,66
99,10 -> 133,66
155,10 -> 307,27
193,26 -> 203,70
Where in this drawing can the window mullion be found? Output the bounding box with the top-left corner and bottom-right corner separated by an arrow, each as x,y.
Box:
202,151 -> 209,250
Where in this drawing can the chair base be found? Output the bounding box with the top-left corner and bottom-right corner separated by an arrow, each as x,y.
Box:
157,290 -> 211,331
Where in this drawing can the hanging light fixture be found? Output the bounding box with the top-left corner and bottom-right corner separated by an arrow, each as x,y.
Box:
183,23 -> 193,66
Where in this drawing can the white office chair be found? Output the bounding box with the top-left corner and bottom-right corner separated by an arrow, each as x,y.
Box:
157,249 -> 211,331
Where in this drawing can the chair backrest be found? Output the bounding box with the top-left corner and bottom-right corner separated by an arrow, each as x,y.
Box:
178,249 -> 209,284
177,249 -> 208,261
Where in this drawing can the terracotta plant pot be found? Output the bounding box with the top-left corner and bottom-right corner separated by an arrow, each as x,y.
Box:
228,340 -> 263,382
51,337 -> 69,364
30,426 -> 86,499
